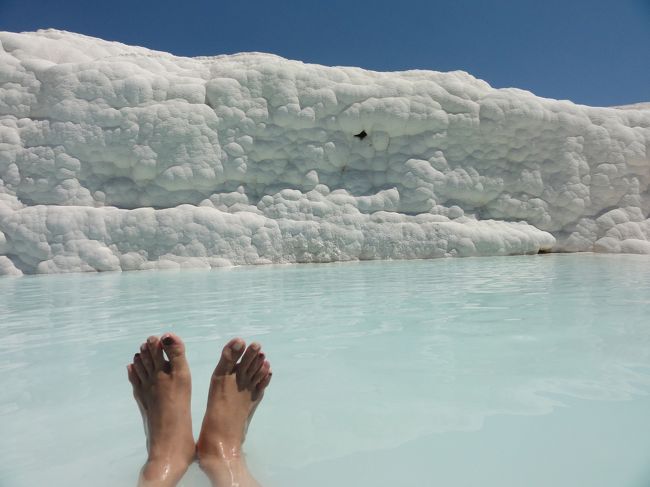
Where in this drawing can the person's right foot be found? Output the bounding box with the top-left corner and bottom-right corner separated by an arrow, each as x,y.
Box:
196,338 -> 272,468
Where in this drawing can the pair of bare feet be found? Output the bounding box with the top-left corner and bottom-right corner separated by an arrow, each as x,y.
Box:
126,334 -> 272,487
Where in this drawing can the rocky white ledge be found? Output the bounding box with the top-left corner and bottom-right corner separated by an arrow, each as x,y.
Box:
0,30 -> 648,275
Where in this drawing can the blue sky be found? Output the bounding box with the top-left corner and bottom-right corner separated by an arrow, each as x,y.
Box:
1,0 -> 648,107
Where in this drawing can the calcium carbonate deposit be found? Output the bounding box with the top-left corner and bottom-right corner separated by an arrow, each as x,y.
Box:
0,30 -> 648,275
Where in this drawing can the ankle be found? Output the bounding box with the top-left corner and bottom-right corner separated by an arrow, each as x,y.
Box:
198,455 -> 249,485
139,457 -> 192,487
147,431 -> 196,462
197,438 -> 243,464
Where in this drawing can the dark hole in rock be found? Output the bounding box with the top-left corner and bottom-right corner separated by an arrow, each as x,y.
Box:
538,248 -> 552,254
354,130 -> 367,140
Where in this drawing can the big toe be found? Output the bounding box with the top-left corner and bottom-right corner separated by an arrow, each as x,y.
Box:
161,333 -> 189,373
214,338 -> 246,377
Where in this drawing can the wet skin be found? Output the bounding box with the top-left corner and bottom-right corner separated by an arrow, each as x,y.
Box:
127,335 -> 272,487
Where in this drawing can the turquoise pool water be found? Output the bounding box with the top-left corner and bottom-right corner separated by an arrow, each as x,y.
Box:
1,254 -> 650,487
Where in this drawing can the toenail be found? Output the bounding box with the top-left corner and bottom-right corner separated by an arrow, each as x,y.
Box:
162,335 -> 174,346
140,344 -> 146,352
134,353 -> 140,360
232,341 -> 244,351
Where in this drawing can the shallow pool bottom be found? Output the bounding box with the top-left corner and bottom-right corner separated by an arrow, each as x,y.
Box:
1,254 -> 650,487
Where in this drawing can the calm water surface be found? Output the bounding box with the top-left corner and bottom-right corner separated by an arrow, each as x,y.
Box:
1,254 -> 650,487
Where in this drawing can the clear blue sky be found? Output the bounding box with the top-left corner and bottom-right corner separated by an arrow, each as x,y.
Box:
1,0 -> 648,107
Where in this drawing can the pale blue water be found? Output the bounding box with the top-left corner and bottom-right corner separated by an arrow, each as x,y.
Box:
1,254 -> 650,487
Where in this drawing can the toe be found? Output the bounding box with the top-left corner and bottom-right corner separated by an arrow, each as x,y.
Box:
147,336 -> 165,371
139,343 -> 154,375
160,333 -> 189,373
253,369 -> 272,401
245,353 -> 266,382
251,360 -> 270,388
238,342 -> 261,372
237,343 -> 261,388
133,353 -> 148,383
127,363 -> 141,387
257,370 -> 272,391
214,338 -> 246,377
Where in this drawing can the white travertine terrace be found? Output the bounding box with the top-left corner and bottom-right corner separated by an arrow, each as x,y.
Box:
0,30 -> 648,275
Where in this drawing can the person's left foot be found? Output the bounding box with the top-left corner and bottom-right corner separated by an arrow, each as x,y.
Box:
127,334 -> 196,486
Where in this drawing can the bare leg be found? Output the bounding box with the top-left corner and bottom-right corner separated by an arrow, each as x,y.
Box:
197,338 -> 272,487
127,334 -> 196,487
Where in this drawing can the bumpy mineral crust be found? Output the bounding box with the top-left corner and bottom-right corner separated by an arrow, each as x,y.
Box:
0,30 -> 648,275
